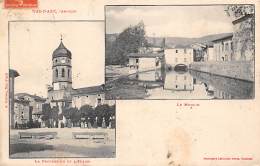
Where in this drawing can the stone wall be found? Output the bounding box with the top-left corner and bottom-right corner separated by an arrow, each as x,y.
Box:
190,70 -> 254,99
190,61 -> 254,81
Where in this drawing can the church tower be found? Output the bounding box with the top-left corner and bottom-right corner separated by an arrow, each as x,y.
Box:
48,36 -> 73,110
52,36 -> 72,90
47,36 -> 73,128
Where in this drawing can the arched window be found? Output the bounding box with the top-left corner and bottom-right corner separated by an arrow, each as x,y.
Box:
55,69 -> 58,78
68,69 -> 70,78
62,68 -> 65,77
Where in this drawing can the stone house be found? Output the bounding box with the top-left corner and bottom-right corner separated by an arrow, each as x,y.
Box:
128,53 -> 164,73
164,46 -> 193,69
14,99 -> 31,128
212,33 -> 233,61
71,85 -> 115,109
191,43 -> 214,62
15,93 -> 46,122
205,44 -> 214,61
191,43 -> 207,62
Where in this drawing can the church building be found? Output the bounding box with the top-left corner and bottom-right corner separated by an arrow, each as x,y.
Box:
47,37 -> 114,127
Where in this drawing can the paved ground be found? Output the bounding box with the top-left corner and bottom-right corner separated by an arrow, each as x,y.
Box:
10,128 -> 115,158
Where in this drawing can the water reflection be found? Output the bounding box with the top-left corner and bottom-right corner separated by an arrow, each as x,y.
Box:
164,71 -> 194,91
127,69 -> 254,99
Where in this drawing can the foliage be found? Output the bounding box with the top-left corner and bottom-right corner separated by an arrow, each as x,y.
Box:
51,106 -> 59,120
94,104 -> 115,126
41,104 -> 58,128
108,104 -> 116,117
41,103 -> 52,121
226,5 -> 255,60
71,110 -> 81,124
41,104 -> 116,128
63,107 -> 77,119
80,104 -> 94,118
95,104 -> 110,117
106,21 -> 149,65
226,5 -> 254,18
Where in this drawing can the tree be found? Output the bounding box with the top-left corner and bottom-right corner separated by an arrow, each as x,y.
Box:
41,103 -> 51,122
63,107 -> 76,119
106,21 -> 149,65
71,109 -> 81,127
226,5 -> 255,61
108,104 -> 116,129
50,106 -> 59,128
62,107 -> 78,127
95,104 -> 112,127
226,5 -> 254,19
80,104 -> 94,119
106,104 -> 115,118
42,104 -> 59,128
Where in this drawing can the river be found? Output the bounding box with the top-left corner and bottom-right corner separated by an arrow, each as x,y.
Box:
105,69 -> 254,99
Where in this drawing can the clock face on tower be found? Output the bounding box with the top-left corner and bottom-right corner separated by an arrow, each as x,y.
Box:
61,59 -> 66,63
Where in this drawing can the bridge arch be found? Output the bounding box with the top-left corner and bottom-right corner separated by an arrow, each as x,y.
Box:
174,64 -> 188,71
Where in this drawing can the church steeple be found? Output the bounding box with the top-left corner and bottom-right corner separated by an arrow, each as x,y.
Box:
52,37 -> 72,90
52,36 -> 72,60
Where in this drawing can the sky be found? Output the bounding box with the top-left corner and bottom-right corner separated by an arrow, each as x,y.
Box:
10,21 -> 104,98
106,5 -> 234,38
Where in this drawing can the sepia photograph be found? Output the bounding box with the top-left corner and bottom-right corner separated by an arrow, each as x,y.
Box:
105,5 -> 255,100
0,1 -> 260,166
9,21 -> 116,158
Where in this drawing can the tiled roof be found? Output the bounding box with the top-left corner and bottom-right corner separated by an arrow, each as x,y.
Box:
174,45 -> 192,49
191,42 -> 213,48
204,42 -> 214,47
15,93 -> 46,102
127,52 -> 164,58
72,85 -> 104,95
14,99 -> 30,105
211,33 -> 233,42
51,99 -> 72,102
232,14 -> 254,25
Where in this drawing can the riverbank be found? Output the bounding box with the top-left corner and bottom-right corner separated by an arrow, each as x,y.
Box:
190,61 -> 254,82
105,76 -> 148,99
105,66 -> 165,99
105,65 -> 129,81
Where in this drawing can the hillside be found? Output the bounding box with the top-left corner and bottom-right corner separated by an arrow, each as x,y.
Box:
106,32 -> 233,47
147,33 -> 233,47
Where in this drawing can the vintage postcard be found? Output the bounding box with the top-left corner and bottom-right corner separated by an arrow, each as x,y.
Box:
0,0 -> 260,166
105,5 -> 255,100
7,21 -> 116,158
